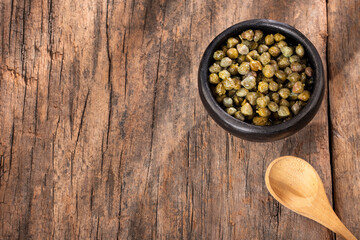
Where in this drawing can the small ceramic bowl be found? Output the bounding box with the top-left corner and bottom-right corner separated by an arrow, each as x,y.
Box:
198,19 -> 324,142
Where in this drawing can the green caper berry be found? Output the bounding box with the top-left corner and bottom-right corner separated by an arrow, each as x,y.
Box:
278,88 -> 291,99
259,52 -> 271,65
254,30 -> 263,42
227,37 -> 239,48
256,96 -> 269,108
223,97 -> 233,107
236,43 -> 249,55
278,57 -> 290,68
234,111 -> 245,121
257,44 -> 269,54
213,50 -> 226,61
227,48 -> 239,59
222,77 -> 235,90
298,90 -> 310,101
290,62 -> 302,72
279,99 -> 290,107
291,101 -> 302,115
305,67 -> 313,77
262,64 -> 275,78
241,102 -> 253,116
220,57 -> 233,68
215,83 -> 226,96
241,75 -> 256,90
274,33 -> 286,42
271,92 -> 280,103
209,73 -> 220,84
216,95 -> 226,103
252,116 -> 268,126
281,46 -> 293,57
289,55 -> 300,63
209,63 -> 221,73
268,46 -> 281,57
236,88 -> 249,97
228,64 -> 239,75
268,101 -> 279,112
258,81 -> 269,93
241,29 -> 254,41
238,62 -> 250,75
219,69 -> 231,80
292,81 -> 304,94
284,67 -> 292,75
246,92 -> 258,106
287,72 -> 301,82
278,106 -> 290,117
296,44 -> 305,57
226,107 -> 237,115
257,107 -> 271,117
276,40 -> 287,48
265,34 -> 274,45
269,81 -> 279,91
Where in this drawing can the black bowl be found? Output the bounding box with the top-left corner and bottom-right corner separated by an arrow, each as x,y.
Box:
198,19 -> 324,142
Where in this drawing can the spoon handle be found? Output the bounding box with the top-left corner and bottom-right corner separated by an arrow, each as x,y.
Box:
331,216 -> 357,240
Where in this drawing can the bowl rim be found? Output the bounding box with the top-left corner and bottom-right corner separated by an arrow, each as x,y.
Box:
198,19 -> 325,141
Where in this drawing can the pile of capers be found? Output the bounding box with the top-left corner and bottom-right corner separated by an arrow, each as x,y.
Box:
208,29 -> 313,126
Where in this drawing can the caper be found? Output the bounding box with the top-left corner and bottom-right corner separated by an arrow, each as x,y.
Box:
258,44 -> 269,54
292,81 -> 304,94
249,41 -> 258,51
238,62 -> 250,75
265,34 -> 274,45
226,107 -> 237,115
258,81 -> 269,93
262,64 -> 275,78
219,69 -> 231,80
247,50 -> 260,60
274,70 -> 286,81
213,50 -> 225,61
281,46 -> 293,58
269,60 -> 279,71
298,90 -> 310,101
278,88 -> 291,99
209,73 -> 220,84
215,83 -> 226,96
220,57 -> 233,68
246,92 -> 258,106
279,99 -> 290,107
233,77 -> 241,90
276,40 -> 287,48
237,55 -> 246,64
278,56 -> 290,68
257,107 -> 271,117
284,67 -> 292,75
209,63 -> 221,73
274,33 -> 286,42
295,44 -> 305,57
288,92 -> 299,100
228,64 -> 239,75
236,88 -> 249,97
256,96 -> 269,108
252,116 -> 268,126
222,77 -> 235,90
290,62 -> 302,72
241,75 -> 256,90
268,46 -> 281,57
254,30 -> 263,42
241,29 -> 254,41
291,101 -> 302,115
289,55 -> 300,63
234,111 -> 245,121
227,89 -> 237,97
216,95 -> 226,103
236,43 -> 249,55
223,97 -> 233,107
227,37 -> 239,48
260,52 -> 271,65
249,57 -> 262,71
305,67 -> 313,77
269,81 -> 279,92
287,72 -> 301,82
268,101 -> 279,112
227,48 -> 239,59
241,102 -> 253,116
233,96 -> 242,106
278,106 -> 290,117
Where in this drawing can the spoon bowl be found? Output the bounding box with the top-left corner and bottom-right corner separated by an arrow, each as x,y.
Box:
265,156 -> 357,240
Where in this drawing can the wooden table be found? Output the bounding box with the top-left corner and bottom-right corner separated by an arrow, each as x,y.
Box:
0,0 -> 359,239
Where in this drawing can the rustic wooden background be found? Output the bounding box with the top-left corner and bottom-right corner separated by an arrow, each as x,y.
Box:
0,0 -> 359,239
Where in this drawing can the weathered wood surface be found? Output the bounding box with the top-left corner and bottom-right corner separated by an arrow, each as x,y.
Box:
0,0 -> 340,239
328,0 -> 360,239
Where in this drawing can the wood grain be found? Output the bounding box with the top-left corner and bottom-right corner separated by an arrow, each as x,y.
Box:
0,0 -> 333,239
328,0 -> 360,239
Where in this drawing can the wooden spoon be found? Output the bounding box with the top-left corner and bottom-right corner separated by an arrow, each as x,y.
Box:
265,156 -> 357,240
